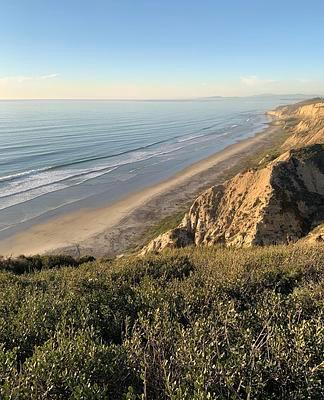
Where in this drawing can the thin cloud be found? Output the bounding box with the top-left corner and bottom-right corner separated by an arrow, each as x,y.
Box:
0,76 -> 32,84
240,75 -> 275,86
0,73 -> 59,84
39,73 -> 59,80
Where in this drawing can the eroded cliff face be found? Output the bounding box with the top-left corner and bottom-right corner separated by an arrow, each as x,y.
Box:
141,144 -> 324,254
268,100 -> 324,149
141,100 -> 324,255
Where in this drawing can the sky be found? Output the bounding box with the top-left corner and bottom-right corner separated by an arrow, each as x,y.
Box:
1,0 -> 324,99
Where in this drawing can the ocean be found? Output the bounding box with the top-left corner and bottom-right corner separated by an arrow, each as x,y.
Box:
0,96 -> 305,239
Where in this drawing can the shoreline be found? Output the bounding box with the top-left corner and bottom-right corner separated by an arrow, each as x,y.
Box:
0,121 -> 282,257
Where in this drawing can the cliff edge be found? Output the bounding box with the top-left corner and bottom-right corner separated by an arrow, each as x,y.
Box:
268,98 -> 324,149
141,99 -> 324,254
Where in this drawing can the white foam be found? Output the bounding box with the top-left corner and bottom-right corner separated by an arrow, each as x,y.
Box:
0,167 -> 49,182
0,142 -> 188,209
0,167 -> 118,211
177,133 -> 205,143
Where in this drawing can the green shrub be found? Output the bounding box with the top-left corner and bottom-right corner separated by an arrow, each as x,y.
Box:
0,245 -> 323,399
2,329 -> 139,400
0,254 -> 95,274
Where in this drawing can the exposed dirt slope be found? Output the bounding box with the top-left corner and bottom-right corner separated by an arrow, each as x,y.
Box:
141,144 -> 324,254
268,99 -> 324,149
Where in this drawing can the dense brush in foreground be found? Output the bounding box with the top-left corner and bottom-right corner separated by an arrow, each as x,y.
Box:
0,245 -> 323,399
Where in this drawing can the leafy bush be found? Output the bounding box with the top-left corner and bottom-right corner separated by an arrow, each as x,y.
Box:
0,245 -> 323,399
2,328 -> 139,399
0,254 -> 95,274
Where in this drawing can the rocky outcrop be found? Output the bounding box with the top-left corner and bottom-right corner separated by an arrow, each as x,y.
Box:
141,144 -> 324,254
299,224 -> 324,244
140,228 -> 193,253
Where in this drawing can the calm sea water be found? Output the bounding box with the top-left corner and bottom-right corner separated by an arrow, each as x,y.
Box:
0,96 -> 305,238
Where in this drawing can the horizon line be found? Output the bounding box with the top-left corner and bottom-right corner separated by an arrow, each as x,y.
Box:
0,93 -> 318,102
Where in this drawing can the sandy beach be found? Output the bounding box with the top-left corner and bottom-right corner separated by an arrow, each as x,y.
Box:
0,122 -> 282,257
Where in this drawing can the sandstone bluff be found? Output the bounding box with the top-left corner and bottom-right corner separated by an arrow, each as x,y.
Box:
141,99 -> 324,254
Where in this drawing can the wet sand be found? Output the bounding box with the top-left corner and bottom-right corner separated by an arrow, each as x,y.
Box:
0,122 -> 281,257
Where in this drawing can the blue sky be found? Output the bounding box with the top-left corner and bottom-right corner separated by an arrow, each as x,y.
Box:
1,0 -> 324,98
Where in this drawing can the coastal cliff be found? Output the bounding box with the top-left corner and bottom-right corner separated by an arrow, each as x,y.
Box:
142,99 -> 324,254
268,99 -> 324,149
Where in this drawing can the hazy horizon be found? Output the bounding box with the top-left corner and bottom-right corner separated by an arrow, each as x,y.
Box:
1,0 -> 324,100
0,94 -> 320,102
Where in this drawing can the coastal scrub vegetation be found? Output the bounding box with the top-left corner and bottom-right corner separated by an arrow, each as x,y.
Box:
0,254 -> 95,275
0,245 -> 323,399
